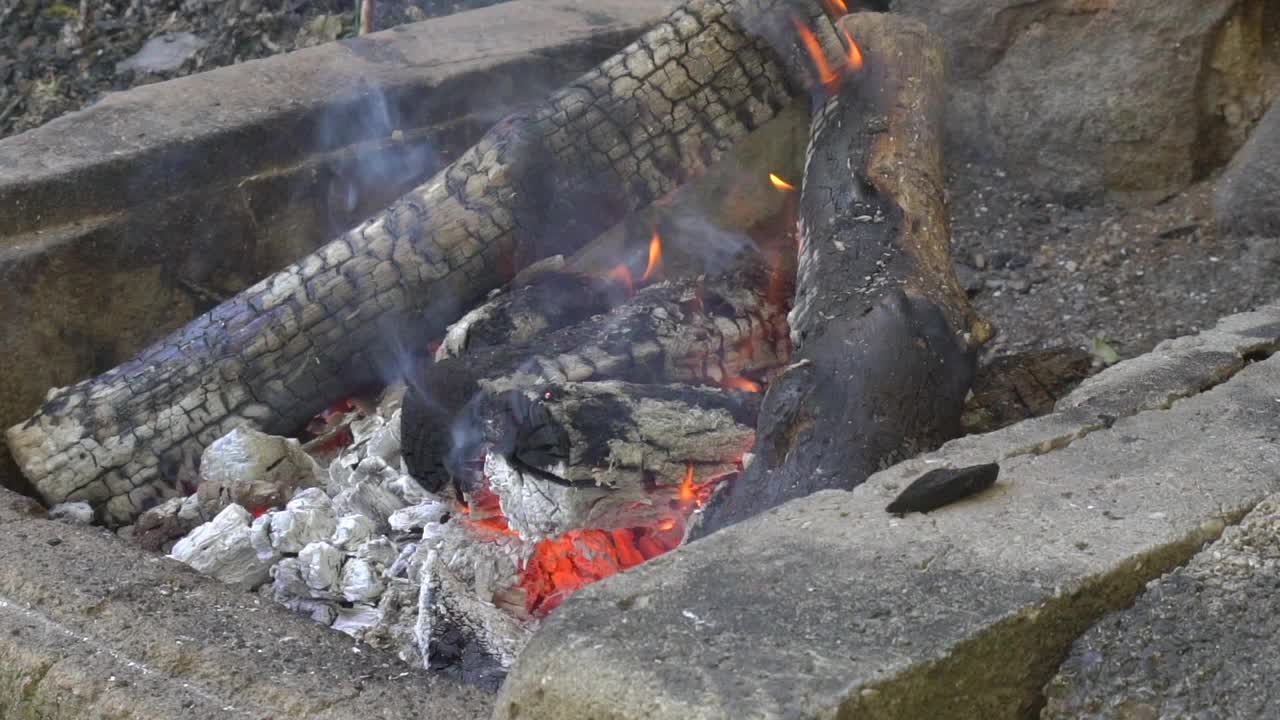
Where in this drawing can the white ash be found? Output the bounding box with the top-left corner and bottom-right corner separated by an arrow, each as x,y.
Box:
167,396 -> 540,675
169,504 -> 278,590
196,427 -> 323,516
269,491 -> 337,554
48,501 -> 94,524
389,500 -> 451,533
340,558 -> 385,603
332,513 -> 376,550
298,541 -> 344,593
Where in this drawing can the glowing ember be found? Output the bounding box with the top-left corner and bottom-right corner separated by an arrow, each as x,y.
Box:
793,18 -> 840,95
723,376 -> 763,393
459,463 -> 731,616
839,26 -> 864,73
819,0 -> 847,18
641,230 -> 663,282
769,173 -> 796,192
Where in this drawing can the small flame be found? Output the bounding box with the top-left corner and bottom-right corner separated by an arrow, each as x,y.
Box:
838,26 -> 865,73
819,0 -> 847,18
723,376 -> 763,393
769,173 -> 796,192
641,230 -> 663,282
792,18 -> 840,95
679,464 -> 697,505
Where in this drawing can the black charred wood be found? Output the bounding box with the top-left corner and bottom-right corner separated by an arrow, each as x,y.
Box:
885,463 -> 1000,515
401,253 -> 789,494
691,13 -> 989,538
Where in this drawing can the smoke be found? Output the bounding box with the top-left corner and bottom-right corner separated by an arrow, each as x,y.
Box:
306,77 -> 441,236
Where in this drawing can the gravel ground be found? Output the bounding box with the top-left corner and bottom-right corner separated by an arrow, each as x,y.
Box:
0,0 -> 511,138
948,163 -> 1280,364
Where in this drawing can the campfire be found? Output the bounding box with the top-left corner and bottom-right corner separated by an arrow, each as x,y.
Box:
6,0 -> 988,684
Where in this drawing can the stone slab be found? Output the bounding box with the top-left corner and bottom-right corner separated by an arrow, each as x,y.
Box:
494,303 -> 1280,720
1043,495 -> 1280,719
0,0 -> 676,495
0,486 -> 493,719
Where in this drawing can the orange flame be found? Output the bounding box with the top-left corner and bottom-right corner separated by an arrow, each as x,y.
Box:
839,26 -> 864,73
641,230 -> 663,282
769,173 -> 796,192
818,0 -> 847,19
723,376 -> 762,393
605,264 -> 634,294
792,18 -> 840,95
679,463 -> 697,505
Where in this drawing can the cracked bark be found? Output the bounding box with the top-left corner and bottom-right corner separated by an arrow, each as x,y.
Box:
400,252 -> 790,494
692,12 -> 991,537
478,381 -> 759,540
7,0 -> 833,525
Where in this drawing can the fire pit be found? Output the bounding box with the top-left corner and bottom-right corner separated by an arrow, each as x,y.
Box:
3,0 -> 1278,715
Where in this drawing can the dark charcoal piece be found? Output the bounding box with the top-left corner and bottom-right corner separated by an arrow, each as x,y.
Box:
885,463 -> 1000,515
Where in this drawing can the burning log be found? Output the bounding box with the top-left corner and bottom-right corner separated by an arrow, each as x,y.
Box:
475,380 -> 757,540
7,0 -> 834,525
400,255 -> 789,495
692,13 -> 991,536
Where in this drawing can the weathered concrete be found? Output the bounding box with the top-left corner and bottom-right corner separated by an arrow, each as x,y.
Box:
0,0 -> 675,496
495,303 -> 1280,720
0,486 -> 493,719
1043,495 -> 1280,719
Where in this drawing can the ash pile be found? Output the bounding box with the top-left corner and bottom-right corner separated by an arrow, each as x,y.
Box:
158,395 -> 533,687
153,255 -> 773,685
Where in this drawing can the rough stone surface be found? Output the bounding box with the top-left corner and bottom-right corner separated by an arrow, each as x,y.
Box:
495,304 -> 1280,720
0,0 -> 675,499
1043,496 -> 1280,719
895,0 -> 1278,198
116,32 -> 210,76
0,486 -> 493,720
1216,97 -> 1280,239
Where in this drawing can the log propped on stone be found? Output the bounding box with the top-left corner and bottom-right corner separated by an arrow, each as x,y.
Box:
7,0 -> 835,525
400,252 -> 790,495
476,381 -> 758,540
691,12 -> 991,538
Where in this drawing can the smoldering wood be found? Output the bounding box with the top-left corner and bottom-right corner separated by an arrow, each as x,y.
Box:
7,0 -> 835,526
885,463 -> 1000,515
692,13 -> 991,537
435,271 -> 621,361
478,381 -> 757,540
400,255 -> 789,494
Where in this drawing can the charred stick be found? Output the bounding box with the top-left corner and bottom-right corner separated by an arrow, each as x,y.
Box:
693,13 -> 991,537
477,381 -> 758,540
8,0 -> 833,525
400,254 -> 790,493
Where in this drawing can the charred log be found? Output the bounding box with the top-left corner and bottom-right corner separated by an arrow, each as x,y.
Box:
434,271 -> 623,361
692,13 -> 991,537
400,254 -> 790,493
475,381 -> 758,540
7,0 -> 835,525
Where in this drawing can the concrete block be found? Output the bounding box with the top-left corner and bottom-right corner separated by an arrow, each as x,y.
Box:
495,304 -> 1280,720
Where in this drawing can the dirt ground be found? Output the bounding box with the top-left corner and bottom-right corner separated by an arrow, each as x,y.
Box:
948,161 -> 1280,364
